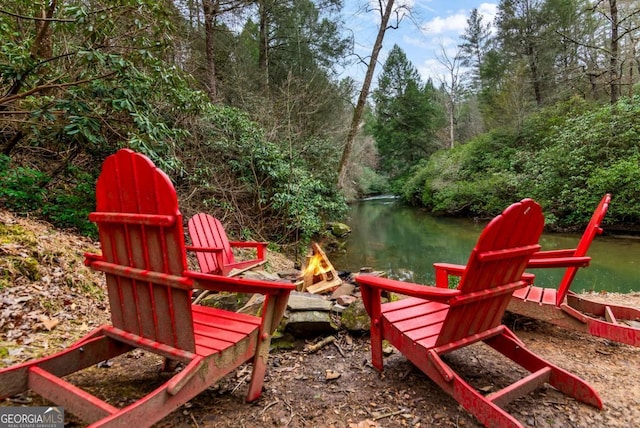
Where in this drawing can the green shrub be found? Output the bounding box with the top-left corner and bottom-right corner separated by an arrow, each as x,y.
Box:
357,167 -> 390,196
0,155 -> 48,212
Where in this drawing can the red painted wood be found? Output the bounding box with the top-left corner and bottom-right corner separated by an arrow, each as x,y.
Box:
525,286 -> 544,303
356,199 -> 602,427
29,366 -> 117,423
188,213 -> 267,275
0,149 -> 294,427
555,194 -> 610,305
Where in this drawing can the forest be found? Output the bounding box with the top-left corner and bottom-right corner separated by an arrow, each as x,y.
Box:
1,0 -> 640,252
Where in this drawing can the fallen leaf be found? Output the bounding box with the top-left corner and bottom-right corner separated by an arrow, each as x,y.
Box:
325,369 -> 341,380
39,316 -> 60,331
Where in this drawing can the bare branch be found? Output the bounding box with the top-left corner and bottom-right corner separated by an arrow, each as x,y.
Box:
0,72 -> 117,106
0,7 -> 74,22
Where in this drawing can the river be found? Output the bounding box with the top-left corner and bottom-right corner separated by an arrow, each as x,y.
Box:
328,196 -> 640,294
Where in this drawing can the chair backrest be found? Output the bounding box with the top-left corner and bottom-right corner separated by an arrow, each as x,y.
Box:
437,199 -> 544,346
188,213 -> 235,275
89,149 -> 196,352
556,194 -> 611,304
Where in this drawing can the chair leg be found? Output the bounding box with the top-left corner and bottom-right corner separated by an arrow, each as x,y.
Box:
246,351 -> 267,403
485,329 -> 602,409
370,322 -> 384,370
424,350 -> 525,428
0,331 -> 130,399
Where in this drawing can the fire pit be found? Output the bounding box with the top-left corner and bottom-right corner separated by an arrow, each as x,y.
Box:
299,243 -> 342,293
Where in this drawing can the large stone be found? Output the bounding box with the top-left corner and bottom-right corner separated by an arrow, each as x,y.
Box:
340,299 -> 370,332
285,310 -> 338,337
327,222 -> 351,238
330,283 -> 355,300
287,291 -> 332,311
200,292 -> 250,311
241,270 -> 282,281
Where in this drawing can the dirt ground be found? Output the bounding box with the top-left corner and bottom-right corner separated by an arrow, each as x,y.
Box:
1,211 -> 640,427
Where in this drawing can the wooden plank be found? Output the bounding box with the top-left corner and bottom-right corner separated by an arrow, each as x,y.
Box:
488,367 -> 551,408
541,288 -> 557,305
28,367 -> 117,424
524,286 -> 543,303
604,306 -> 618,324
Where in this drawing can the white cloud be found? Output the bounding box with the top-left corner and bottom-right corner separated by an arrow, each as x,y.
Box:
421,12 -> 468,35
478,3 -> 498,23
420,3 -> 498,36
418,58 -> 448,82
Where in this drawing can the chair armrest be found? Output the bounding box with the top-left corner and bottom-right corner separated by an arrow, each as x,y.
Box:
356,274 -> 460,301
529,248 -> 576,259
228,241 -> 267,261
185,245 -> 224,253
433,262 -> 466,288
228,241 -> 268,248
527,256 -> 590,269
84,252 -> 103,265
184,270 -> 295,295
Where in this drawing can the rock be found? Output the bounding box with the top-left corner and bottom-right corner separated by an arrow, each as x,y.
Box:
325,369 -> 341,380
285,310 -> 338,337
336,295 -> 357,306
340,299 -> 370,332
287,291 -> 333,311
331,304 -> 347,314
241,270 -> 282,281
237,294 -> 265,315
330,283 -> 355,300
200,292 -> 250,311
327,222 -> 351,238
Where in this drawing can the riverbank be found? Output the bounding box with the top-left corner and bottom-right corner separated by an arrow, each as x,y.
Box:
1,210 -> 639,427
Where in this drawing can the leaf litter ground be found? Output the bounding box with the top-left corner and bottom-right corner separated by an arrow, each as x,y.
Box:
1,211 -> 639,427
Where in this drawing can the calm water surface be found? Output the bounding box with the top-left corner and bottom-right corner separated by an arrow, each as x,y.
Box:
329,197 -> 640,293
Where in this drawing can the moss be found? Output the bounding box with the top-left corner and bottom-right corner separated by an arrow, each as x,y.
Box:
0,223 -> 38,247
0,222 -> 42,288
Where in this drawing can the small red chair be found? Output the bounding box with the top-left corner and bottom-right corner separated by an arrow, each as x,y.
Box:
187,213 -> 267,276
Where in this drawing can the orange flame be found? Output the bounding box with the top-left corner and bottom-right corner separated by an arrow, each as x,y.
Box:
303,252 -> 332,277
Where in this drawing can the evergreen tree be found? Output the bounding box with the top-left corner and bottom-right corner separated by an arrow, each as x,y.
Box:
459,8 -> 493,92
372,45 -> 443,181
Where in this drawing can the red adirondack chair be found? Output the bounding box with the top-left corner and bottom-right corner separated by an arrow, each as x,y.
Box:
508,194 -> 640,347
187,213 -> 267,276
356,199 -> 602,428
0,149 -> 294,427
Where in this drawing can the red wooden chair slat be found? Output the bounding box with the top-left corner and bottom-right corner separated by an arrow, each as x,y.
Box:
0,149 -> 295,427
356,199 -> 602,428
187,213 -> 267,276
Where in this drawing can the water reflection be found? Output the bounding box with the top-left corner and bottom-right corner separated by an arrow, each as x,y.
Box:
329,197 -> 639,293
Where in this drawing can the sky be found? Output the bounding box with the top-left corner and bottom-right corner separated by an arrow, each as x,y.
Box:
339,1 -> 498,87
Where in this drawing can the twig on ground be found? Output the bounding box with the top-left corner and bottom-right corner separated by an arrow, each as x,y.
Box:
231,374 -> 250,394
260,399 -> 280,414
306,335 -> 336,353
190,412 -> 200,428
372,409 -> 404,421
282,397 -> 294,426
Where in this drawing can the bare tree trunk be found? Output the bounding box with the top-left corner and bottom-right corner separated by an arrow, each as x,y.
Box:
337,0 -> 395,190
258,1 -> 270,88
610,0 -> 619,104
203,0 -> 219,102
